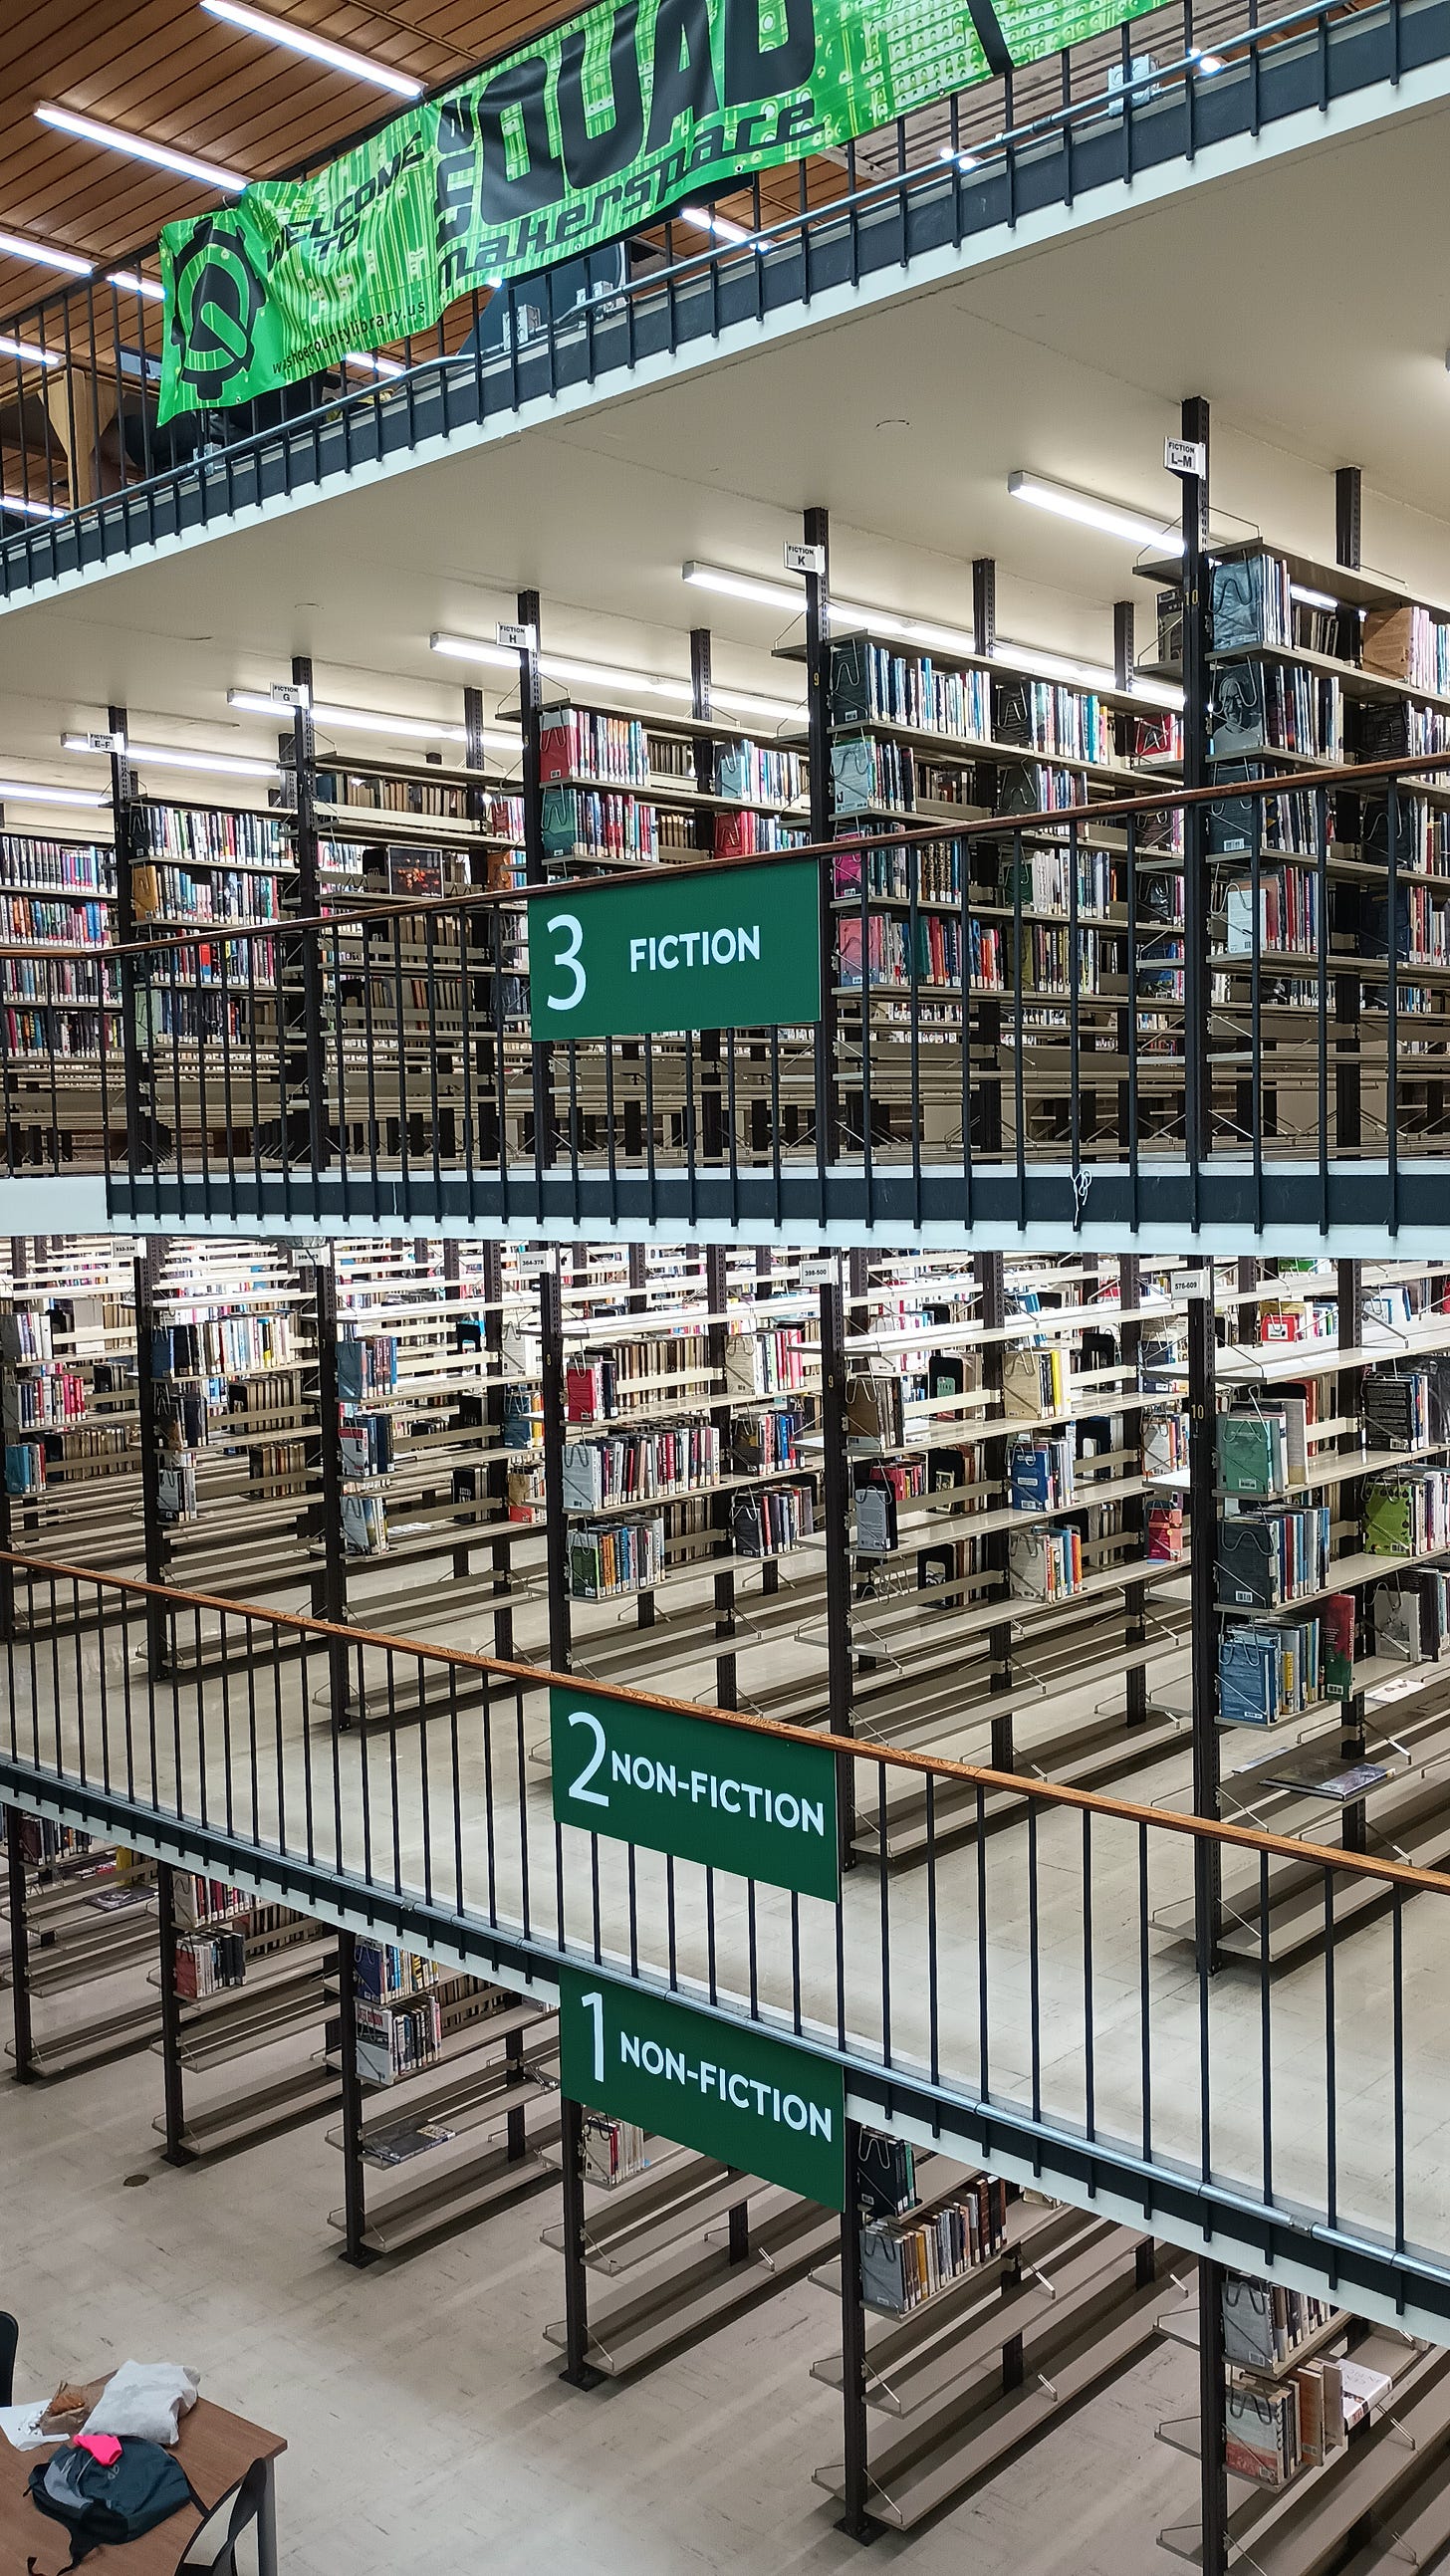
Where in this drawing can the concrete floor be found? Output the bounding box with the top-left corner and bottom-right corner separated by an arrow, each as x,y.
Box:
2,2046 -> 1203,2576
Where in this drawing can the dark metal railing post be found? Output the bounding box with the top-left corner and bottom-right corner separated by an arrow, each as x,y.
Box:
1177,398 -> 1213,1217
558,2090 -> 603,2387
290,654 -> 330,1197
820,1274 -> 855,1870
838,2117 -> 876,2540
155,1858 -> 187,2163
804,508 -> 839,1186
110,707 -> 151,1193
1198,2255 -> 1230,2576
4,1806 -> 34,2080
336,1925 -> 370,2264
310,1254 -> 351,1726
540,1259 -> 572,1671
133,1235 -> 170,1674
517,588 -> 554,1202
691,626 -> 726,1167
975,1251 -> 1015,1766
1188,1277 -> 1221,1973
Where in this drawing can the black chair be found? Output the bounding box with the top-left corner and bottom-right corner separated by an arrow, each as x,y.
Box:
0,2311 -> 17,2408
178,2457 -> 267,2574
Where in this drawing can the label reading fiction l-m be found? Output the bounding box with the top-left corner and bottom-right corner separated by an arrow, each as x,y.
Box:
527,856 -> 822,1041
550,1685 -> 840,1901
558,1964 -> 846,2207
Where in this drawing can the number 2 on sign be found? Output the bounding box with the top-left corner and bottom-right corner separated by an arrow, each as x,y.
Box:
545,912 -> 586,1012
566,1708 -> 608,1806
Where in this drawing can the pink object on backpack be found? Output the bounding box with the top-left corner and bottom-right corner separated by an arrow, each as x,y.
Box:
75,2433 -> 122,2466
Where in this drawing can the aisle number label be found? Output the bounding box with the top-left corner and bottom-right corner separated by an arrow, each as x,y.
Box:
526,857 -> 822,1041
551,1684 -> 840,1902
558,1964 -> 846,2208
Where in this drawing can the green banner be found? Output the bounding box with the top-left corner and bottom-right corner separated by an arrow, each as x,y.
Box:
557,1964 -> 846,2204
527,854 -> 821,1039
551,1684 -> 840,1899
158,0 -> 1160,420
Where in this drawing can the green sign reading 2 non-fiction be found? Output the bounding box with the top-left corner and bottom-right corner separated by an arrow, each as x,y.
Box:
550,1683 -> 840,1900
558,1963 -> 846,2206
526,856 -> 822,1040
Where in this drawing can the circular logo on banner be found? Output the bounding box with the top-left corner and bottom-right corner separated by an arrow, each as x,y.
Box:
166,214 -> 272,398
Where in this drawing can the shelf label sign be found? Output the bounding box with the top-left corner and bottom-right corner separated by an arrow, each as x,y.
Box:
558,1963 -> 846,2207
527,856 -> 821,1041
551,1683 -> 840,1901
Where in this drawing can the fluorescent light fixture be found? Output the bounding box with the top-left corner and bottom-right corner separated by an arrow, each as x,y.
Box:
0,779 -> 109,809
936,145 -> 980,169
0,335 -> 65,371
63,732 -> 280,783
1290,583 -> 1341,612
678,203 -> 753,244
430,633 -> 801,726
36,105 -> 247,194
200,0 -> 423,96
108,270 -> 165,303
1189,47 -> 1225,70
229,687 -> 465,745
0,227 -> 93,279
2,493 -> 66,520
682,562 -> 800,612
1008,470 -> 1179,550
344,351 -> 405,379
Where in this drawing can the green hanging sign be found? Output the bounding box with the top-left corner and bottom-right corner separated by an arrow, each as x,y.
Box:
551,1683 -> 841,1899
527,854 -> 821,1039
158,0 -> 1163,422
557,1963 -> 846,2204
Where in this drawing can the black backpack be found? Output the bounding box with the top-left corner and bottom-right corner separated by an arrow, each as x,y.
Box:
26,2437 -> 201,2568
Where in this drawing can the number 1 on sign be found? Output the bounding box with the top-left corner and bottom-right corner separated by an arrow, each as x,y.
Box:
581,1989 -> 604,2085
545,913 -> 586,1012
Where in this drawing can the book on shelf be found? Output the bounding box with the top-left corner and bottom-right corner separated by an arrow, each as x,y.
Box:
502,1385 -> 539,1452
352,1993 -> 442,2086
1008,1434 -> 1075,1512
1223,2275 -> 1338,2372
1008,1522 -> 1081,1601
174,1928 -> 247,1998
1216,1505 -> 1329,1609
340,1413 -> 393,1481
729,1404 -> 804,1475
341,1493 -> 387,1555
1211,554 -> 1295,652
859,2181 -> 1009,2316
154,1454 -> 198,1524
568,1513 -> 665,1599
336,1334 -> 397,1404
582,2114 -> 647,2186
566,1354 -> 618,1423
731,1483 -> 813,1557
845,1371 -> 905,1449
854,2128 -> 917,2217
1146,1498 -> 1184,1561
1218,1409 -> 1290,1500
1363,1469 -> 1450,1557
853,1471 -> 899,1555
1141,1408 -> 1189,1479
355,1938 -> 438,2001
1001,1345 -> 1068,1419
1218,1615 -> 1325,1725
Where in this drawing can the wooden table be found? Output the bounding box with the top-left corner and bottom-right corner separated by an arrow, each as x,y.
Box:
0,2381 -> 286,2575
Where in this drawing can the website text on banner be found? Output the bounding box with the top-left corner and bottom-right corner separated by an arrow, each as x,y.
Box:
158,0 -> 1160,419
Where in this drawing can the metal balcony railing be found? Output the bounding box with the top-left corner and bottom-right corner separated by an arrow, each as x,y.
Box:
0,0 -> 1426,599
2,1543 -> 1449,2346
8,756 -> 1450,1250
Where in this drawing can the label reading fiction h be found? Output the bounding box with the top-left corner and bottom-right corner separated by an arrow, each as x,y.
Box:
527,857 -> 822,1041
558,1964 -> 846,2207
550,1685 -> 840,1901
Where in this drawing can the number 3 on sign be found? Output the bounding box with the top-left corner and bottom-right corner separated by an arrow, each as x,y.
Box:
545,912 -> 586,1012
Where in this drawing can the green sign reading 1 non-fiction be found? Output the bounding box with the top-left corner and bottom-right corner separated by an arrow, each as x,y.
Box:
550,1684 -> 840,1900
558,1963 -> 846,2206
526,856 -> 821,1041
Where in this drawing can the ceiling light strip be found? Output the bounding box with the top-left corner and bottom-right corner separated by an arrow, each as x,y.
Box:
35,105 -> 247,194
199,0 -> 423,97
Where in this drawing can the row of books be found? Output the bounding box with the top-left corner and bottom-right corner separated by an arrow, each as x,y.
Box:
0,1310 -> 54,1361
155,1454 -> 200,1522
832,637 -> 993,741
1362,1367 -> 1447,1453
834,841 -> 964,905
582,2114 -> 648,2186
1009,1432 -> 1076,1512
1224,2277 -> 1339,2371
1217,1505 -> 1331,1609
1000,844 -> 1114,919
1142,1408 -> 1190,1477
1209,662 -> 1344,764
3,1002 -> 116,1053
1225,2360 -> 1385,2489
134,990 -> 247,1044
352,1993 -> 442,2086
173,1872 -> 250,1928
246,1438 -> 310,1498
1364,1469 -> 1450,1556
337,1334 -> 397,1400
0,837 -> 116,892
1218,1601 -> 1350,1725
1221,867 -> 1322,957
174,1928 -> 248,1997
1363,601 -> 1450,697
732,1482 -> 815,1555
0,958 -> 118,1000
340,1413 -> 394,1480
731,1404 -> 806,1473
723,1328 -> 812,1397
1218,1400 -> 1311,1499
1,896 -> 112,947
542,787 -> 657,863
716,742 -> 807,806
995,678 -> 1116,767
568,1513 -> 667,1599
354,1938 -> 438,2001
317,770 -> 474,819
1211,553 -> 1296,652
4,1441 -> 44,1495
1003,1345 -> 1071,1418
1,1371 -> 86,1429
151,1314 -> 297,1378
839,911 -> 978,993
131,805 -> 287,866
1007,1522 -> 1083,1601
131,864 -> 282,927
561,1422 -> 722,1509
860,2182 -> 1011,2316
714,812 -> 806,857
540,706 -> 651,789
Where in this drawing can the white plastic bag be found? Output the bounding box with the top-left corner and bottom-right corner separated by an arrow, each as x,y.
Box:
82,2360 -> 200,2447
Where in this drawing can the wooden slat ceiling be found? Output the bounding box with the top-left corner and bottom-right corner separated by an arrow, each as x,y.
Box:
0,0 -> 562,315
